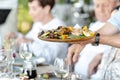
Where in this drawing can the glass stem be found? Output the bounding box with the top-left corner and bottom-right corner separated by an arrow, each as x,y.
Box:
61,75 -> 63,80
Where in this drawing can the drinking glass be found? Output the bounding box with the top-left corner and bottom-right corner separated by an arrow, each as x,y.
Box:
22,61 -> 37,79
54,58 -> 69,80
3,38 -> 18,79
19,42 -> 33,62
19,42 -> 37,79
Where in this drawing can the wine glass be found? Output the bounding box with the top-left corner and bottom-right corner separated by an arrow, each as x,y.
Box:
54,58 -> 69,80
19,42 -> 38,79
19,42 -> 33,62
2,38 -> 17,78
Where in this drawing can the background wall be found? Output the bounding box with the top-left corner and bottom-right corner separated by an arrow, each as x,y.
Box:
53,0 -> 94,26
17,0 -> 32,35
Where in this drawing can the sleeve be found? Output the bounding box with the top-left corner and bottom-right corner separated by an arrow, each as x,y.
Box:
31,40 -> 69,65
108,10 -> 120,30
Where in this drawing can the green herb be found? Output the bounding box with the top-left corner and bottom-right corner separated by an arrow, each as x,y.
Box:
68,34 -> 86,39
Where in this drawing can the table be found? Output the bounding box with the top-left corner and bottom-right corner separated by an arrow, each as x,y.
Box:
14,58 -> 89,80
36,65 -> 90,80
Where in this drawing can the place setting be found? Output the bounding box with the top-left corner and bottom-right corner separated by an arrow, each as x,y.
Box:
13,42 -> 47,79
37,57 -> 86,80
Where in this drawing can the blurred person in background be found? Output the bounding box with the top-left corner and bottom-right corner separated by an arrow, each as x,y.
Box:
68,0 -> 118,78
89,1 -> 120,79
6,0 -> 69,64
67,0 -> 120,79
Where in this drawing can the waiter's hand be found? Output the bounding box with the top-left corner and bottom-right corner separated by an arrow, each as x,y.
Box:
67,44 -> 85,65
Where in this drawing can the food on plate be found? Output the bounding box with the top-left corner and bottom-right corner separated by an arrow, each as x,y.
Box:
38,26 -> 95,40
40,73 -> 54,79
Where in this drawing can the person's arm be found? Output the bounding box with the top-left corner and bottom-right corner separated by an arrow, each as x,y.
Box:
98,22 -> 119,35
88,53 -> 103,77
66,23 -> 119,65
68,22 -> 120,47
69,22 -> 119,43
67,44 -> 85,65
98,22 -> 120,48
66,24 -> 120,64
69,10 -> 120,45
99,34 -> 120,48
67,11 -> 120,65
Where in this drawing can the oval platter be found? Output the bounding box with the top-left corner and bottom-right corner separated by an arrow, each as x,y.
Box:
38,36 -> 94,43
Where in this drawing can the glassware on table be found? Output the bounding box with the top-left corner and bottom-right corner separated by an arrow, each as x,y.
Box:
0,49 -> 9,77
22,61 -> 37,79
54,57 -> 69,80
19,42 -> 37,79
2,38 -> 18,79
19,42 -> 33,62
0,50 -> 21,80
68,72 -> 85,80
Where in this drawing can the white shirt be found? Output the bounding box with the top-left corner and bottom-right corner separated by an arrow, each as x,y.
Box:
74,21 -> 110,77
91,46 -> 116,80
25,18 -> 69,64
108,7 -> 120,30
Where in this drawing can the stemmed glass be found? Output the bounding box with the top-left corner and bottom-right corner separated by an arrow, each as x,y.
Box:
19,42 -> 37,79
54,58 -> 69,80
0,50 -> 8,77
19,42 -> 33,62
2,38 -> 16,78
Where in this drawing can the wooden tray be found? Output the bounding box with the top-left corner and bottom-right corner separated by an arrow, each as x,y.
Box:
38,36 -> 94,43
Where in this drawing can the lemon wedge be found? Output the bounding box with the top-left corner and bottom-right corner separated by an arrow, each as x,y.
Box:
83,31 -> 95,37
82,26 -> 88,31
